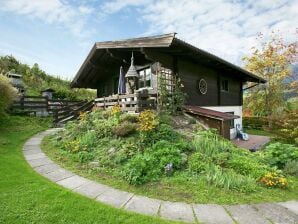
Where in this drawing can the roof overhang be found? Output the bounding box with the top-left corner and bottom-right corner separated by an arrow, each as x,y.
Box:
71,33 -> 266,88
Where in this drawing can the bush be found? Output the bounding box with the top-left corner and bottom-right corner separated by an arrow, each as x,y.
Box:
138,110 -> 158,132
119,113 -> 139,123
264,143 -> 298,169
274,110 -> 298,145
227,155 -> 269,179
122,140 -> 183,185
78,151 -> 95,163
259,172 -> 288,188
284,160 -> 298,177
0,74 -> 17,116
113,121 -> 137,137
243,116 -> 269,130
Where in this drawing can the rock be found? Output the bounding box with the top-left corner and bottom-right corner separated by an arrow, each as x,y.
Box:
89,161 -> 99,168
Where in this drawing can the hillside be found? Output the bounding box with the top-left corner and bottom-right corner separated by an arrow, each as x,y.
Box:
0,55 -> 95,100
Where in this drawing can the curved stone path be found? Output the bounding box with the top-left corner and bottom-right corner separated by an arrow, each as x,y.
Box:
24,129 -> 298,224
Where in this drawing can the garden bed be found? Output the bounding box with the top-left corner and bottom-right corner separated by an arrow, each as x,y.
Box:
41,108 -> 298,204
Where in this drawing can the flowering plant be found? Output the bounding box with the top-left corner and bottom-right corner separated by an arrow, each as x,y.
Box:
138,109 -> 158,132
111,104 -> 121,116
259,172 -> 288,188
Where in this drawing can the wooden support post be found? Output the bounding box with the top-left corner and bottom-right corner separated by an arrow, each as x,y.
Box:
20,96 -> 24,111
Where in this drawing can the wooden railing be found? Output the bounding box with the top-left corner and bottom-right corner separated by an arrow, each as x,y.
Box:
94,92 -> 157,112
53,100 -> 94,123
12,95 -> 86,116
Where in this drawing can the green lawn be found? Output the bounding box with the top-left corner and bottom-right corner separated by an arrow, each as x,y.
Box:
0,116 -> 178,224
245,128 -> 276,137
42,136 -> 298,205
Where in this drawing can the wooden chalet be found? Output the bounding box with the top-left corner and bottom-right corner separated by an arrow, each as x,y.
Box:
71,33 -> 266,139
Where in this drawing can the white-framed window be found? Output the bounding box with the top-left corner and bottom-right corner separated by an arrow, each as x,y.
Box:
139,67 -> 152,88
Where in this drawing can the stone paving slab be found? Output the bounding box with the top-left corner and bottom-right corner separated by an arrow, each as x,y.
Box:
254,203 -> 298,224
43,168 -> 74,182
225,204 -> 270,224
23,148 -> 42,155
160,201 -> 195,223
124,195 -> 161,216
24,138 -> 42,146
193,204 -> 233,224
57,175 -> 89,190
279,201 -> 298,215
73,181 -> 110,199
23,145 -> 40,151
27,157 -> 54,167
34,163 -> 60,174
24,152 -> 47,160
96,188 -> 133,208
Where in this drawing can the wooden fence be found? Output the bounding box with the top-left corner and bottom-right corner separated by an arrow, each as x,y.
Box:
94,92 -> 156,112
12,95 -> 86,116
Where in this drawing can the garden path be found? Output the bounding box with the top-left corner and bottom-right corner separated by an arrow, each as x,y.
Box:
23,129 -> 298,224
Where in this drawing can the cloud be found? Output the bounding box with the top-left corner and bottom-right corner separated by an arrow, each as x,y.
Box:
100,0 -> 298,66
0,0 -> 93,38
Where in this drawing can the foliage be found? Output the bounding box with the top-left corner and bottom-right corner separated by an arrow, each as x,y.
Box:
138,109 -> 158,132
274,110 -> 298,145
158,75 -> 187,114
0,74 -> 17,116
119,113 -> 139,123
204,164 -> 256,192
122,140 -> 183,185
284,160 -> 298,177
243,31 -> 298,118
243,116 -> 269,130
113,121 -> 137,137
259,172 -> 288,188
110,104 -> 121,116
264,142 -> 298,169
0,55 -> 95,100
48,109 -> 297,194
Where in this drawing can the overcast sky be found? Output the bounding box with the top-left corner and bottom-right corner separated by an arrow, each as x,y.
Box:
0,0 -> 297,80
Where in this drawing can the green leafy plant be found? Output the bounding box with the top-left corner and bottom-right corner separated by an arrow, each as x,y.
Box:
0,74 -> 17,116
264,142 -> 298,169
284,160 -> 298,177
113,121 -> 137,137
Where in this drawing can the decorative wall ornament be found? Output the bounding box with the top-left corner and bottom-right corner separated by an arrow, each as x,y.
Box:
198,78 -> 207,95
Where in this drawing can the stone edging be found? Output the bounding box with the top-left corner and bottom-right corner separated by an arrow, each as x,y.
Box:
23,129 -> 298,224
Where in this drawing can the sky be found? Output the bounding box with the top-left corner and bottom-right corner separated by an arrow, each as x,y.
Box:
0,0 -> 297,80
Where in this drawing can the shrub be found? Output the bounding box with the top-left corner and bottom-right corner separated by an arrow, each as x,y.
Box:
110,104 -> 121,116
274,110 -> 298,145
138,109 -> 158,132
113,121 -> 137,137
227,155 -> 269,179
284,160 -> 298,177
77,130 -> 97,151
78,151 -> 95,163
122,153 -> 158,185
140,123 -> 180,146
188,152 -> 211,174
259,172 -> 288,188
119,113 -> 139,123
243,116 -> 269,130
0,74 -> 17,116
122,140 -> 183,185
264,143 -> 298,169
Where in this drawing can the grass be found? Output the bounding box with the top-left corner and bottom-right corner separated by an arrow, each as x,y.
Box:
245,128 -> 276,137
42,136 -> 298,205
0,115 -> 179,224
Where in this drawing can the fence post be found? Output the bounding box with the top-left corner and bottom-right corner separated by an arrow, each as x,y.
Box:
20,96 -> 24,111
45,96 -> 49,112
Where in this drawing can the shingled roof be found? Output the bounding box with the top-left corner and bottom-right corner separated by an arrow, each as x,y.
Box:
71,33 -> 266,88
